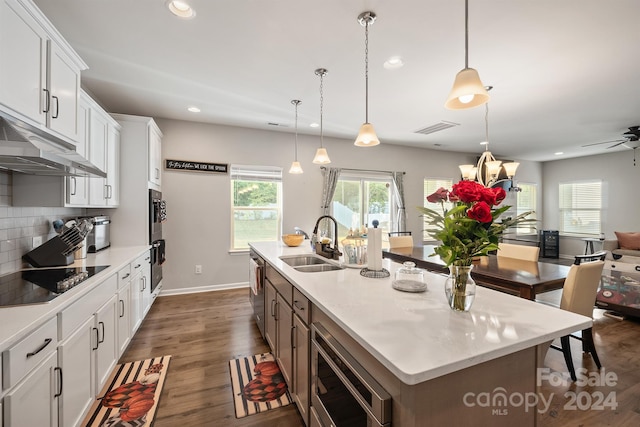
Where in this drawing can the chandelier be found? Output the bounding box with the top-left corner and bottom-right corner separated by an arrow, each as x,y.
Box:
458,102 -> 520,190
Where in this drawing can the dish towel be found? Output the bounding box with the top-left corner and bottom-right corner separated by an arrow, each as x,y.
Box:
249,259 -> 259,295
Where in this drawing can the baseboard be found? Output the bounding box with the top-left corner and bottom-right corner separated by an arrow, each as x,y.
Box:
158,282 -> 248,296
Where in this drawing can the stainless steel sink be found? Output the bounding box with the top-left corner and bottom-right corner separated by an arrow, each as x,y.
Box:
294,264 -> 344,273
280,255 -> 331,267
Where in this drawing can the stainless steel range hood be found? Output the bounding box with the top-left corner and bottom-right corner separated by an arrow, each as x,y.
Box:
0,111 -> 106,178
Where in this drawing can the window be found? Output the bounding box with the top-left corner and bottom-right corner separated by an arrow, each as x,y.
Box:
559,180 -> 602,236
516,183 -> 537,234
230,165 -> 282,250
331,173 -> 395,242
423,178 -> 454,241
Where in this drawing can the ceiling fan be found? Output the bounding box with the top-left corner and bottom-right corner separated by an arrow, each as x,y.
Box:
582,126 -> 640,149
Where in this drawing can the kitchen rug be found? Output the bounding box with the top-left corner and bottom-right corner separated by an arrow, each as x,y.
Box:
82,355 -> 171,427
229,352 -> 293,418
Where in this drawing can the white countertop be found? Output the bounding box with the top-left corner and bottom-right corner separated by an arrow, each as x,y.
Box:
251,241 -> 592,385
0,245 -> 150,353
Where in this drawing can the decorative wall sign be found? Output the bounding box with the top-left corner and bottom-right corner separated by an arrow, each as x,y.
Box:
165,159 -> 228,173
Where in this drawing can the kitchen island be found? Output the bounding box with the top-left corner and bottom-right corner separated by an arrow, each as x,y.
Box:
250,241 -> 591,426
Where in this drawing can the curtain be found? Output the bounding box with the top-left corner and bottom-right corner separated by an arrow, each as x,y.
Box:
319,167 -> 341,236
392,171 -> 406,232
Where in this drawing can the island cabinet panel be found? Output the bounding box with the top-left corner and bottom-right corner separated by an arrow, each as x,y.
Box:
311,306 -> 541,427
264,262 -> 311,426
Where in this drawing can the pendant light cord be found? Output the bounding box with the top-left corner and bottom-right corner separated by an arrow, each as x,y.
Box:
319,72 -> 324,148
364,20 -> 369,123
464,0 -> 469,69
294,101 -> 299,161
484,102 -> 490,151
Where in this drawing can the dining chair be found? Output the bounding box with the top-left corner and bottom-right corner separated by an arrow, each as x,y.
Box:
547,259 -> 605,381
388,232 -> 414,249
496,242 -> 540,262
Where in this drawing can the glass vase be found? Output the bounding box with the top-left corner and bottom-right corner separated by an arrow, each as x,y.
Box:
445,264 -> 476,311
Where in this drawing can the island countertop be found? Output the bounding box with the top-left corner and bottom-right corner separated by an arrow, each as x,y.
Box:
250,241 -> 591,385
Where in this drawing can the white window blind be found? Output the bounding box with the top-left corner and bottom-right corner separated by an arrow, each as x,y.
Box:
423,178 -> 453,241
516,183 -> 537,234
230,165 -> 283,250
559,180 -> 602,236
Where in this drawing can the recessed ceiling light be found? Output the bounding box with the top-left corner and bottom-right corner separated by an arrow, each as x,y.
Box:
187,106 -> 200,113
166,1 -> 196,19
383,56 -> 404,69
310,123 -> 319,128
555,151 -> 563,155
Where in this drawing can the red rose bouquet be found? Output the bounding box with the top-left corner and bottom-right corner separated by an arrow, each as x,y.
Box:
418,180 -> 536,267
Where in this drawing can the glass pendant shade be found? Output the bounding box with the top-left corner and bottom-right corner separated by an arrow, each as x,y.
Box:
289,161 -> 303,174
485,160 -> 503,177
445,68 -> 490,110
469,167 -> 478,181
503,162 -> 520,178
459,164 -> 475,179
313,148 -> 331,164
354,123 -> 380,147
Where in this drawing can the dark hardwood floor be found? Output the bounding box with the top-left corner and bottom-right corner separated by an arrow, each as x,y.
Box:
122,287 -> 640,427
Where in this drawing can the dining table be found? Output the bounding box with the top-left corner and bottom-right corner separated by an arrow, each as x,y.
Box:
382,245 -> 571,300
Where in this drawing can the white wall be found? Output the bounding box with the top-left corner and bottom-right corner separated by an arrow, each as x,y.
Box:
541,150 -> 640,257
156,118 -> 542,292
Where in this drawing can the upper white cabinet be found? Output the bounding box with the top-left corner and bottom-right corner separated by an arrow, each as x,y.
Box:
148,124 -> 162,189
110,114 -> 163,247
0,0 -> 86,143
88,101 -> 120,207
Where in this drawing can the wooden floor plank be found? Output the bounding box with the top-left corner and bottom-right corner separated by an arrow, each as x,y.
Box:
121,288 -> 640,426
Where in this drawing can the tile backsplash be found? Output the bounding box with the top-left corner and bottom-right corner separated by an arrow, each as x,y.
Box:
0,171 -> 85,275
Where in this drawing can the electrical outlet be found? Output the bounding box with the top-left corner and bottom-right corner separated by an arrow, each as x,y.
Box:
32,236 -> 43,248
195,265 -> 202,274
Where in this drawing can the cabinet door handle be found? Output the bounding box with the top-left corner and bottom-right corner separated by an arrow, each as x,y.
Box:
119,299 -> 125,317
270,299 -> 276,317
54,367 -> 63,398
70,176 -> 77,195
98,321 -> 105,344
134,263 -> 142,269
26,338 -> 52,358
122,273 -> 130,279
52,95 -> 59,118
274,301 -> 279,321
155,167 -> 160,179
42,88 -> 50,113
293,300 -> 305,311
92,327 -> 99,350
291,324 -> 296,350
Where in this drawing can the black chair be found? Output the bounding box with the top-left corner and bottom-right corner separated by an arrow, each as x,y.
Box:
573,251 -> 606,265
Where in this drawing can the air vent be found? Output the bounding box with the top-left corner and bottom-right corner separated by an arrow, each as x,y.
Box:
414,121 -> 459,135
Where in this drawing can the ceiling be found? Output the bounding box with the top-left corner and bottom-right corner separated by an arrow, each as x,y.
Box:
34,0 -> 640,162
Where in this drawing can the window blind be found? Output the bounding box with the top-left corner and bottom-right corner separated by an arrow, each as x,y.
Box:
559,181 -> 602,236
230,165 -> 282,182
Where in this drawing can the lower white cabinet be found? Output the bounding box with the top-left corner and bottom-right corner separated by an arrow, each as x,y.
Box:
117,280 -> 132,356
94,295 -> 118,395
3,350 -> 59,427
130,252 -> 152,333
57,317 -> 93,427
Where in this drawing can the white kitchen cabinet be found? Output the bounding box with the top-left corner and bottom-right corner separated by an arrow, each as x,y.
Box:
0,0 -> 85,143
57,317 -> 93,427
3,350 -> 59,427
117,265 -> 133,356
130,253 -> 151,333
12,91 -> 121,208
109,114 -> 163,247
57,275 -> 118,427
148,124 -> 162,189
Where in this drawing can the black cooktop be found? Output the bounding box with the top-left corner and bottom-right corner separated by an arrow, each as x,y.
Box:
0,265 -> 110,308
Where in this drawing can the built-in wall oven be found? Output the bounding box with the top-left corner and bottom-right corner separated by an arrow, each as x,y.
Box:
311,323 -> 392,427
149,189 -> 166,293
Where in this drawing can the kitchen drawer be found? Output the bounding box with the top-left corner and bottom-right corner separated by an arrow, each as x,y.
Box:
2,316 -> 57,390
292,287 -> 310,325
131,253 -> 148,275
58,273 -> 117,340
265,263 -> 292,304
117,264 -> 132,288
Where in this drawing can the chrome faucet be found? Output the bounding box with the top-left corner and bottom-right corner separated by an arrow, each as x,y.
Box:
294,227 -> 310,239
312,215 -> 342,260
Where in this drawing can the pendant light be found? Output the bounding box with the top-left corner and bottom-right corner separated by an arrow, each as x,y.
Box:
289,99 -> 303,174
445,0 -> 489,110
354,11 -> 380,147
312,68 -> 331,164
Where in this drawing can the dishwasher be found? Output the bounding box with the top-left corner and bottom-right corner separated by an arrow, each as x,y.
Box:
249,249 -> 265,339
